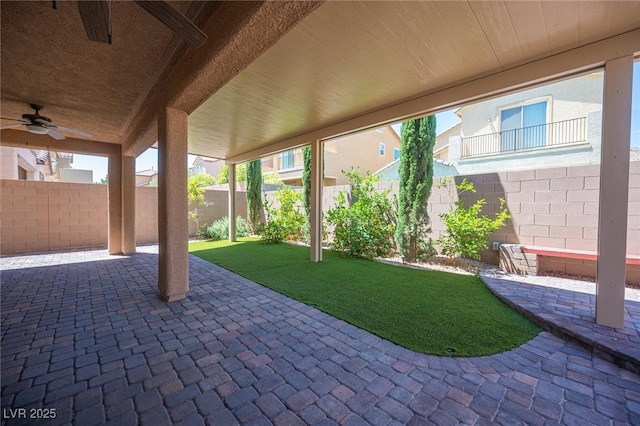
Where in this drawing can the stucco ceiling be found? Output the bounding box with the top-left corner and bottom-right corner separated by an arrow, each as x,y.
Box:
1,1 -> 639,162
1,1 -> 201,143
189,0 -> 640,160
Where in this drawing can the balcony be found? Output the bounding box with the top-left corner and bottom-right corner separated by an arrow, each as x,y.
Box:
461,117 -> 587,158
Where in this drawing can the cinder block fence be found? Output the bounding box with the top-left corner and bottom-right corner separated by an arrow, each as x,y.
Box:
1,161 -> 639,284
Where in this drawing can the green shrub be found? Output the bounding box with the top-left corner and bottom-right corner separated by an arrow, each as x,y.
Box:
204,216 -> 250,241
326,169 -> 395,259
438,178 -> 511,260
261,186 -> 306,243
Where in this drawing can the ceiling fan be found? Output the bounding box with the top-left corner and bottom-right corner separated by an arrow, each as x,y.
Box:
74,0 -> 207,47
0,104 -> 92,140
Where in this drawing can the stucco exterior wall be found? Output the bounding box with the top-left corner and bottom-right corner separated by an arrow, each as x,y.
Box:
274,126 -> 402,186
0,147 -> 47,181
458,72 -> 603,138
0,147 -> 18,180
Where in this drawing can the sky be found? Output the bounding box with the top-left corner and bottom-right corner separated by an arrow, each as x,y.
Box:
74,62 -> 640,183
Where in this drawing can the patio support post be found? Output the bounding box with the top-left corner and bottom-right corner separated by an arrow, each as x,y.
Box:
107,147 -> 123,255
122,155 -> 136,255
158,107 -> 189,302
310,140 -> 323,262
228,163 -> 237,242
596,55 -> 633,329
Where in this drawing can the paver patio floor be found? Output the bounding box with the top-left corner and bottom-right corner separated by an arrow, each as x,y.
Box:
1,247 -> 639,425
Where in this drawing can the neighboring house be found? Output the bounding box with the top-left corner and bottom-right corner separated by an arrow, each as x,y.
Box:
189,156 -> 224,178
52,152 -> 93,184
433,123 -> 460,161
265,125 -> 402,186
136,168 -> 158,186
437,72 -> 604,175
375,158 -> 458,182
0,147 -> 91,183
0,146 -> 49,181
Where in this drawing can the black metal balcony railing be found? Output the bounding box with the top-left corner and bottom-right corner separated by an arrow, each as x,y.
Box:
461,117 -> 587,158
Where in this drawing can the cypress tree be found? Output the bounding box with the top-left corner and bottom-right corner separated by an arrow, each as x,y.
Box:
302,146 -> 312,221
246,159 -> 263,233
394,115 -> 436,262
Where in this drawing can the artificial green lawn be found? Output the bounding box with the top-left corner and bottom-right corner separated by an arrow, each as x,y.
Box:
189,238 -> 540,357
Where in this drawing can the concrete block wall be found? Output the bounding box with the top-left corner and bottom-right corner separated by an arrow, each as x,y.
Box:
0,180 -> 108,254
0,181 -> 247,255
188,191 -> 247,236
136,186 -> 158,244
1,160 -> 638,265
499,244 -> 538,275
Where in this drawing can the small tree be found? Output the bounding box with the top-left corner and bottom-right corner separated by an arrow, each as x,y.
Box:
438,178 -> 511,260
246,159 -> 263,233
217,163 -> 247,184
326,169 -> 395,259
395,115 -> 436,262
188,174 -> 216,232
261,186 -> 306,243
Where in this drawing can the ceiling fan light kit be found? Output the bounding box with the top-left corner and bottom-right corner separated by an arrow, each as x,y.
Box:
25,123 -> 50,135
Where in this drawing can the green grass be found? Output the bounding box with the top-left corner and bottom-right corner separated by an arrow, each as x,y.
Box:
189,238 -> 540,356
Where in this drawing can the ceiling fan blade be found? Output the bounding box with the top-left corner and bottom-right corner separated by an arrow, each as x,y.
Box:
53,125 -> 93,139
47,129 -> 65,140
0,117 -> 28,123
35,118 -> 54,127
0,124 -> 23,130
35,119 -> 92,138
78,0 -> 111,44
134,1 -> 207,47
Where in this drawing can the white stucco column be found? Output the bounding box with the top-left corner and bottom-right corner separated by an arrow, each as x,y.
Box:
121,155 -> 136,255
228,163 -> 237,242
158,107 -> 189,302
596,55 -> 633,328
310,140 -> 324,262
107,148 -> 122,255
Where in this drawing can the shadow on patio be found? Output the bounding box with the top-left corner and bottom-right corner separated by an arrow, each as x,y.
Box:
1,248 -> 639,425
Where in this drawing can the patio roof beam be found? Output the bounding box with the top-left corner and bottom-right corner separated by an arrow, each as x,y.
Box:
122,1 -> 322,158
0,129 -> 119,157
224,28 -> 640,165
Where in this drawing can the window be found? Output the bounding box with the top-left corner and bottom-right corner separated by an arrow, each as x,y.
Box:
393,148 -> 401,160
379,143 -> 386,156
281,150 -> 295,169
18,166 -> 27,180
500,101 -> 547,151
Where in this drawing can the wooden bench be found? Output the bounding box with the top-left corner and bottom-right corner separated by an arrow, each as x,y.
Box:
499,244 -> 640,283
522,246 -> 640,265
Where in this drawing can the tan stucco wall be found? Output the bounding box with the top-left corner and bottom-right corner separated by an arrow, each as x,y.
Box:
325,126 -> 401,184
0,147 -> 18,180
275,126 -> 402,186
